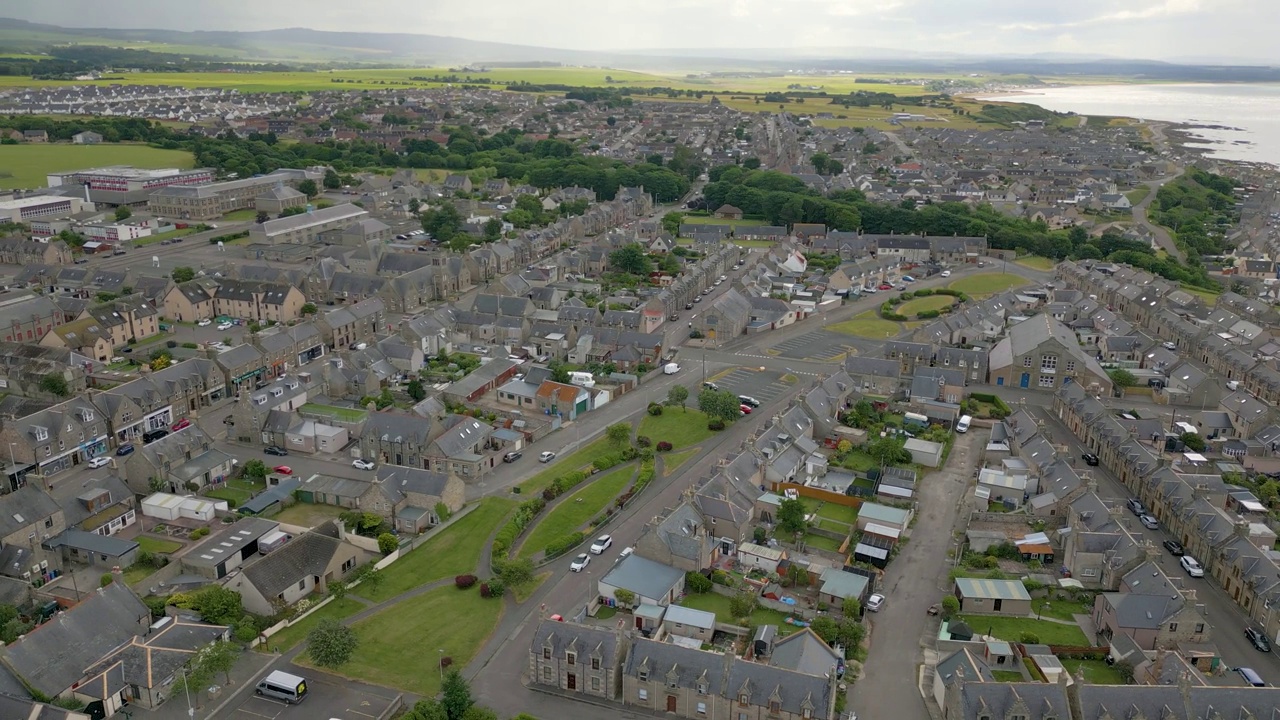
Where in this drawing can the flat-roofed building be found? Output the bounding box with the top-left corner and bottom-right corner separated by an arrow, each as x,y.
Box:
249,204 -> 368,245
0,195 -> 91,223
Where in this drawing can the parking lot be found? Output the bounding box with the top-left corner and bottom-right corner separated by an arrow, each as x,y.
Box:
708,368 -> 792,406
767,330 -> 857,361
223,666 -> 400,720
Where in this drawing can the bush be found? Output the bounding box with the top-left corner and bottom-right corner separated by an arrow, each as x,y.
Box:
545,531 -> 585,558
377,533 -> 398,555
656,441 -> 673,452
100,573 -> 114,587
632,459 -> 656,494
635,435 -> 652,448
592,453 -> 623,471
481,578 -> 506,598
181,342 -> 198,349
753,527 -> 768,544
708,419 -> 725,431
647,403 -> 664,416
190,527 -> 210,540
1018,631 -> 1041,644
686,571 -> 712,593
455,574 -> 477,589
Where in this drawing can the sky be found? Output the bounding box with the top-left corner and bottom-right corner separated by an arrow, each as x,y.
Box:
11,0 -> 1279,62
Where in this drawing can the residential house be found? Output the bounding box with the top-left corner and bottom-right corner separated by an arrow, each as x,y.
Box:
988,315 -> 1112,394
224,521 -> 372,615
528,620 -> 623,700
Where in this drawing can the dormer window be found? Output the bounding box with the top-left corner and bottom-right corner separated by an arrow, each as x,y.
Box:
739,694 -> 749,707
566,652 -> 575,666
542,648 -> 550,660
591,657 -> 600,670
697,682 -> 708,695
769,701 -> 781,715
668,677 -> 679,689
33,426 -> 47,442
638,670 -> 649,682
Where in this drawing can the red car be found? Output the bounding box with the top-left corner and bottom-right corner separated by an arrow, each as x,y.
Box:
171,418 -> 191,431
740,404 -> 753,415
877,283 -> 893,290
273,465 -> 292,475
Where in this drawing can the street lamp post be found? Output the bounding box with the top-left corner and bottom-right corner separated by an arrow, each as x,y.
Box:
438,648 -> 445,681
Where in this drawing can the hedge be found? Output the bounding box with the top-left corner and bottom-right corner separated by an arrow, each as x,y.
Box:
491,496 -> 548,558
545,531 -> 585,558
593,452 -> 624,471
455,574 -> 477,589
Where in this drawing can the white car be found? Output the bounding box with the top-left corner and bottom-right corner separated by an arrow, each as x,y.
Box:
618,546 -> 634,561
88,457 -> 111,469
570,553 -> 591,572
352,459 -> 376,470
590,535 -> 613,555
197,319 -> 212,327
539,451 -> 557,463
865,593 -> 885,612
216,322 -> 233,331
1180,554 -> 1205,578
940,270 -> 952,277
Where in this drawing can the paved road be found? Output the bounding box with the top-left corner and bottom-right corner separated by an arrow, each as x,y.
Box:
1131,170 -> 1187,262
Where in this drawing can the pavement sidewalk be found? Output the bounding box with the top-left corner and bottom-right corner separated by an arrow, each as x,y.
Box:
137,648 -> 273,720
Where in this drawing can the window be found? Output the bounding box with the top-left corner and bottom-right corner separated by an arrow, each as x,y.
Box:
566,653 -> 575,666
591,677 -> 600,691
638,689 -> 648,701
1168,623 -> 1178,632
697,702 -> 707,715
592,657 -> 600,670
1041,354 -> 1057,372
1023,356 -> 1033,367
44,518 -> 52,529
638,670 -> 648,682
297,579 -> 305,591
668,678 -> 679,689
697,683 -> 708,695
739,694 -> 750,707
542,667 -> 552,681
1038,375 -> 1056,387
802,710 -> 812,719
769,701 -> 781,715
542,648 -> 551,660
34,427 -> 48,442
1194,623 -> 1204,633
1065,361 -> 1076,373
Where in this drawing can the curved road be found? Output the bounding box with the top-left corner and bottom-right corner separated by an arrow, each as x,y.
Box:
1131,169 -> 1187,262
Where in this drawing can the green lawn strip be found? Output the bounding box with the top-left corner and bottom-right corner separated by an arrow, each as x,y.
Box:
516,436 -> 614,494
206,487 -> 250,506
803,533 -> 844,552
1034,598 -> 1092,622
677,592 -> 799,635
1124,186 -> 1151,205
816,518 -> 851,534
122,566 -> 154,585
357,497 -> 514,602
815,503 -> 859,524
257,597 -> 365,653
897,295 -> 956,316
946,273 -> 1029,297
832,450 -> 877,473
270,503 -> 347,527
827,311 -> 900,339
639,409 -> 716,450
1059,658 -> 1125,684
135,536 -> 182,554
300,403 -> 368,422
511,572 -> 550,603
991,670 -> 1026,683
661,448 -> 700,475
957,615 -> 1088,646
1014,255 -> 1057,271
1179,284 -> 1220,305
221,209 -> 258,221
311,585 -> 504,696
517,466 -> 636,559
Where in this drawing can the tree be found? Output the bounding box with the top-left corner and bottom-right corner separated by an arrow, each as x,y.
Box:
613,588 -> 636,606
297,178 -> 319,197
842,596 -> 862,618
403,699 -> 449,720
194,586 -> 243,625
606,422 -> 631,449
323,168 -> 342,189
866,435 -> 911,465
422,203 -> 464,243
255,210 -> 270,224
666,384 -> 689,409
1180,432 -> 1206,452
242,459 -> 268,481
482,217 -> 503,242
742,157 -> 761,170
355,563 -> 383,595
1108,368 -> 1137,388
461,707 -> 498,720
407,377 -> 426,401
940,595 -> 960,619
171,266 -> 195,283
300,303 -> 318,315
728,590 -> 758,620
198,640 -> 239,685
377,533 -> 398,555
171,655 -> 215,707
809,616 -> 839,644
608,243 -> 652,276
777,498 -> 808,534
493,557 -> 534,586
685,571 -> 712,593
698,388 -> 742,423
441,668 -> 474,720
39,374 -> 70,397
114,205 -> 132,221
661,211 -> 684,236
306,619 -> 358,667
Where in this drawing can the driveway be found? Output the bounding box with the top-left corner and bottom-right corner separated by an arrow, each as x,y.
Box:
851,430 -> 981,720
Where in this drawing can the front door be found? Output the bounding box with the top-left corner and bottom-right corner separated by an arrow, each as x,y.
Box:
567,673 -> 576,690
1020,373 -> 1030,388
667,696 -> 677,712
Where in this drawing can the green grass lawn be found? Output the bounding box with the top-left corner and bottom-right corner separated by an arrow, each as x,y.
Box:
300,403 -> 368,422
357,497 -> 514,602
1034,597 -> 1093,622
827,311 -> 900,339
957,615 -> 1088,646
135,536 -> 182,554
834,449 -> 878,473
677,592 -> 798,635
0,144 -> 195,190
947,273 -> 1029,297
518,466 -> 635,559
512,572 -> 550,603
1125,186 -> 1151,205
898,295 -> 956,316
517,436 -> 615,494
815,502 -> 860,524
259,597 -> 365,653
132,228 -> 197,247
803,532 -> 845,553
661,448 -> 700,475
221,209 -> 258,221
123,565 -> 156,584
681,215 -> 764,227
639,409 -> 717,450
270,503 -> 347,527
1059,658 -> 1126,684
206,486 -> 252,507
325,585 -> 503,697
1014,256 -> 1057,271
991,670 -> 1025,683
1180,284 -> 1221,305
816,518 -> 850,533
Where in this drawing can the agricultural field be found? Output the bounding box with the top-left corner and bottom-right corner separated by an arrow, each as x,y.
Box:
0,144 -> 195,190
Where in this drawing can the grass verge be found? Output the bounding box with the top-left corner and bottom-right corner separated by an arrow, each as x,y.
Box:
661,448 -> 700,476
1014,256 -> 1057,271
516,436 -> 614,494
1060,658 -> 1125,684
947,272 -> 1029,297
517,466 -> 635,559
135,536 -> 182,554
257,597 -> 365,653
639,409 -> 716,450
827,311 -> 900,339
957,615 -> 1088,646
512,572 -> 551,603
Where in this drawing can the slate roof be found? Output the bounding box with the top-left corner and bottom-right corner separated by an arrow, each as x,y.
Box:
240,523 -> 342,598
531,619 -> 622,666
600,554 -> 684,601
769,628 -> 841,677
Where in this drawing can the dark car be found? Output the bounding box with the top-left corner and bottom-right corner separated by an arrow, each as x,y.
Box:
1246,627 -> 1272,652
1081,452 -> 1100,466
1126,498 -> 1146,516
115,443 -> 135,457
503,451 -> 522,463
264,446 -> 288,457
142,429 -> 169,443
685,302 -> 694,310
1162,539 -> 1184,556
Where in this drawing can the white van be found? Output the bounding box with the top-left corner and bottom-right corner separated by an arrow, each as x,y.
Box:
955,415 -> 972,433
256,670 -> 308,704
663,363 -> 681,375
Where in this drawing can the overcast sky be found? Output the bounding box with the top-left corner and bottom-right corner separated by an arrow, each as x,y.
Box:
12,0 -> 1277,62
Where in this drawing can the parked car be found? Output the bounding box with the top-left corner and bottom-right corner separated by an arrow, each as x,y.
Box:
1246,627 -> 1272,652
902,275 -> 916,283
197,319 -> 212,327
264,446 -> 288,456
692,295 -> 701,303
740,404 -> 753,415
738,396 -> 760,408
273,465 -> 292,475
352,459 -> 376,470
216,322 -> 233,331
115,443 -> 134,457
1081,453 -> 1100,466
618,546 -> 634,561
877,283 -> 893,291
703,382 -> 720,391
539,451 -> 556,463
1140,514 -> 1159,530
88,457 -> 111,469
569,553 -> 591,572
142,429 -> 168,443
940,270 -> 952,277
865,593 -> 885,612
1126,498 -> 1146,516
171,418 -> 191,431
503,451 -> 522,463
589,535 -> 613,554
1180,554 -> 1205,578
862,286 -> 878,294
1162,539 -> 1184,555
685,302 -> 694,310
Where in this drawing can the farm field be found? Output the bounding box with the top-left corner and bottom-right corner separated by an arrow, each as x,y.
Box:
0,144 -> 195,190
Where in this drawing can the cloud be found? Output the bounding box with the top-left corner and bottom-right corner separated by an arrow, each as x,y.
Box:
998,0 -> 1202,32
